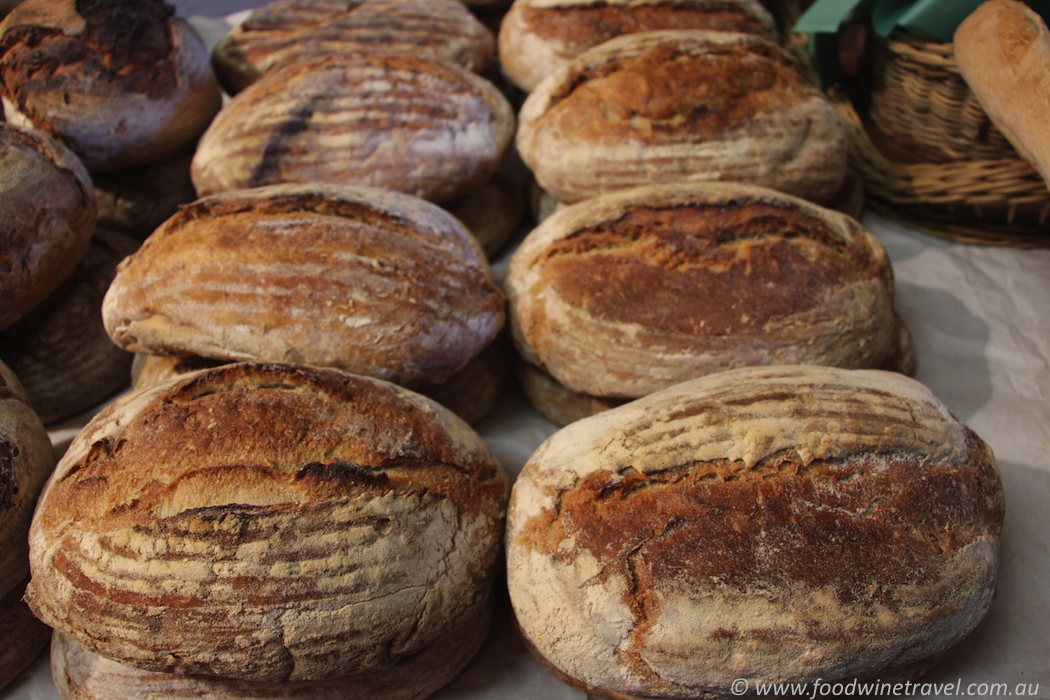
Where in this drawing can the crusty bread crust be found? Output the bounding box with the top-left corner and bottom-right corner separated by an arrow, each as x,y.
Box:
191,53 -> 514,203
505,182 -> 907,399
27,362 -> 508,683
498,0 -> 777,92
506,365 -> 1004,698
516,30 -> 848,204
213,0 -> 497,94
102,183 -> 506,388
954,0 -> 1050,189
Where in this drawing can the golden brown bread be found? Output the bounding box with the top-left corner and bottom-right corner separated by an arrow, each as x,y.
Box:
516,30 -> 849,205
505,182 -> 912,402
212,0 -> 497,95
102,183 -> 506,389
0,122 -> 96,331
191,53 -> 515,203
0,227 -> 137,424
0,0 -> 221,171
26,362 -> 508,683
498,0 -> 777,92
954,0 -> 1050,188
506,365 -> 1005,698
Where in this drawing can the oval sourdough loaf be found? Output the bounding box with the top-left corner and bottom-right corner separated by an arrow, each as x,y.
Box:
26,362 -> 508,683
0,122 -> 96,330
498,0 -> 777,92
102,183 -> 506,389
505,182 -> 912,403
191,53 -> 515,203
0,0 -> 221,171
212,0 -> 497,95
506,365 -> 1005,698
516,30 -> 849,205
0,359 -> 55,599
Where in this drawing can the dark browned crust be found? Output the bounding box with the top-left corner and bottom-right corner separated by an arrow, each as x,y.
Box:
0,0 -> 179,137
0,578 -> 51,692
535,198 -> 889,338
92,143 -> 196,239
543,34 -> 808,143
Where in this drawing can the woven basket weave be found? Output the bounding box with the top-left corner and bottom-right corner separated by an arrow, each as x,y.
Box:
841,30 -> 1050,246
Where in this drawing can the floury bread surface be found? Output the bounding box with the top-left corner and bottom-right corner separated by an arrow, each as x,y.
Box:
497,0 -> 777,92
26,362 -> 508,683
191,52 -> 514,203
102,183 -> 506,388
506,365 -> 1005,698
516,30 -> 849,205
505,182 -> 911,401
212,0 -> 497,94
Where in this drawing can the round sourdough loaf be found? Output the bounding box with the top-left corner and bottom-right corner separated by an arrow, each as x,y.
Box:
0,359 -> 56,599
0,227 -> 137,424
516,30 -> 848,205
101,183 -> 506,389
26,362 -> 508,683
506,365 -> 1005,699
191,53 -> 514,203
51,600 -> 491,699
0,0 -> 221,171
498,0 -> 777,92
0,122 -> 96,330
505,182 -> 913,403
212,0 -> 497,95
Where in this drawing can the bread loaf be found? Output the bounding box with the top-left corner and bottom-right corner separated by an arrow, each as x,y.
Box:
506,365 -> 1005,698
191,53 -> 515,203
102,183 -> 506,389
516,30 -> 849,205
0,122 -> 96,330
0,0 -> 221,171
498,0 -> 777,92
0,227 -> 138,424
0,578 -> 51,691
954,0 -> 1050,188
212,0 -> 497,95
26,362 -> 508,683
0,359 -> 55,598
441,174 -> 524,257
505,182 -> 913,403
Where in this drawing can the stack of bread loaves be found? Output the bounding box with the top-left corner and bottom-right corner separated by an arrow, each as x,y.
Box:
26,361 -> 509,699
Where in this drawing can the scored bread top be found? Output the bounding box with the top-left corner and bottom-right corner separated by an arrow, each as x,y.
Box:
516,30 -> 848,205
505,182 -> 904,399
213,0 -> 497,94
27,362 -> 508,683
506,365 -> 1005,697
102,182 -> 506,388
498,0 -> 777,92
191,52 -> 515,203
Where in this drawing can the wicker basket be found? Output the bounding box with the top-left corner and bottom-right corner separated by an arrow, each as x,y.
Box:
840,30 -> 1050,246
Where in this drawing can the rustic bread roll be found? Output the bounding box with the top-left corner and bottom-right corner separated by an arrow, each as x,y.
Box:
52,599 -> 491,699
507,365 -> 1005,699
954,0 -> 1050,189
103,183 -> 506,389
0,122 -> 96,330
498,0 -> 777,92
212,0 -> 497,95
0,359 -> 56,599
92,143 -> 197,240
26,362 -> 508,683
516,30 -> 849,205
505,182 -> 912,403
191,53 -> 515,203
0,578 -> 51,692
0,0 -> 222,172
131,337 -> 509,426
442,173 -> 524,257
0,227 -> 138,424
